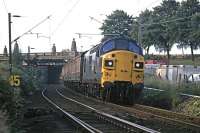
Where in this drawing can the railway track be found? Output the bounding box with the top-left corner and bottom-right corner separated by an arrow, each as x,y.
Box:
129,104 -> 200,131
133,104 -> 200,126
42,86 -> 160,133
58,86 -> 200,133
21,89 -> 77,133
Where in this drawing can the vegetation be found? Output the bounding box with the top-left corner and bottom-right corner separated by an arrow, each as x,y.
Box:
149,0 -> 179,64
101,0 -> 200,64
142,74 -> 200,110
175,98 -> 200,116
140,74 -> 181,109
144,74 -> 200,95
0,62 -> 41,133
100,10 -> 134,40
139,89 -> 181,109
176,0 -> 200,62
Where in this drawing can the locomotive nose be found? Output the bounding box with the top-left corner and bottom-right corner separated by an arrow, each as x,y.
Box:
101,50 -> 144,88
114,52 -> 133,81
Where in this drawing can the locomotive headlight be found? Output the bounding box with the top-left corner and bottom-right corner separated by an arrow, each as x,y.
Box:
135,62 -> 144,69
108,61 -> 113,66
105,60 -> 114,67
135,63 -> 140,68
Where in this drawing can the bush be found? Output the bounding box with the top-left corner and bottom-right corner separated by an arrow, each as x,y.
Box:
145,74 -> 200,95
142,74 -> 181,109
0,63 -> 41,132
143,74 -> 200,110
140,89 -> 181,109
177,82 -> 200,96
175,98 -> 200,117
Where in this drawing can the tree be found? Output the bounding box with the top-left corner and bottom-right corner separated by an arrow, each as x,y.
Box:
176,0 -> 200,62
149,0 -> 179,64
100,10 -> 134,40
136,9 -> 155,56
13,41 -> 22,66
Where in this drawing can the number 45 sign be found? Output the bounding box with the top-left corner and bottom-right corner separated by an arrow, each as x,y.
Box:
9,75 -> 21,87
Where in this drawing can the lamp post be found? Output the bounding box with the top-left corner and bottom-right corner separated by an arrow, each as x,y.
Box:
8,13 -> 21,75
28,46 -> 35,58
8,13 -> 12,75
27,46 -> 35,66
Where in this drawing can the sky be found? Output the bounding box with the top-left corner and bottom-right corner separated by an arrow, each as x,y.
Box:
0,0 -> 199,54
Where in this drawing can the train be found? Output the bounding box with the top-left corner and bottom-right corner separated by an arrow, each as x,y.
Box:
61,37 -> 144,104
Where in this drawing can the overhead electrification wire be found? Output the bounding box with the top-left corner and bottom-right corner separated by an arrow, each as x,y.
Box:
145,0 -> 161,9
51,0 -> 81,36
2,0 -> 9,13
12,15 -> 51,43
135,0 -> 161,15
89,16 -> 103,24
75,33 -> 120,38
48,17 -> 51,45
141,15 -> 194,26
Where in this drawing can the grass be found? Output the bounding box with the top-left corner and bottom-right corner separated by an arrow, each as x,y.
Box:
144,74 -> 200,96
141,74 -> 200,110
174,98 -> 200,117
139,89 -> 180,110
139,74 -> 180,109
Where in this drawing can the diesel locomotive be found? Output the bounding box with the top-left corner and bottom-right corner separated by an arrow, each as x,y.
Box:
61,37 -> 144,104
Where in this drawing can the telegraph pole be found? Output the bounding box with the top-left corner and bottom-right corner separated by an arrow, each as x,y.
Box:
8,13 -> 12,75
138,17 -> 141,46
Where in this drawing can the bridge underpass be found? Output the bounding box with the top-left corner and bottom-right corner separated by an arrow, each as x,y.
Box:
24,58 -> 65,84
47,65 -> 63,84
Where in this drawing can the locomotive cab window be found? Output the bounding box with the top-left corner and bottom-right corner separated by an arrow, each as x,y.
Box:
100,41 -> 114,55
100,38 -> 143,56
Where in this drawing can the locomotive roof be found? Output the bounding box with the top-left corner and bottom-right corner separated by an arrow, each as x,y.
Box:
84,37 -> 141,56
101,37 -> 138,47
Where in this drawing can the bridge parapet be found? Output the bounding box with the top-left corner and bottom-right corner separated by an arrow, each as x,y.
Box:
0,54 -> 8,62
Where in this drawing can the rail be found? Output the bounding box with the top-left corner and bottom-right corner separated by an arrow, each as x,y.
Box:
133,104 -> 200,128
61,87 -> 200,132
56,89 -> 160,133
42,88 -> 101,133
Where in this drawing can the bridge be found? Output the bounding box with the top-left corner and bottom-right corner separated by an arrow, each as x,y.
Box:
24,51 -> 80,84
0,38 -> 80,83
0,54 -> 8,62
0,51 -> 81,84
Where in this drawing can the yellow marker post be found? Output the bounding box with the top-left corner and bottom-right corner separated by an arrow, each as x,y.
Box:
9,75 -> 20,87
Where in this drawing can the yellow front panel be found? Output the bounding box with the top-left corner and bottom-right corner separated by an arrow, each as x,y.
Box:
115,52 -> 133,81
101,50 -> 144,87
